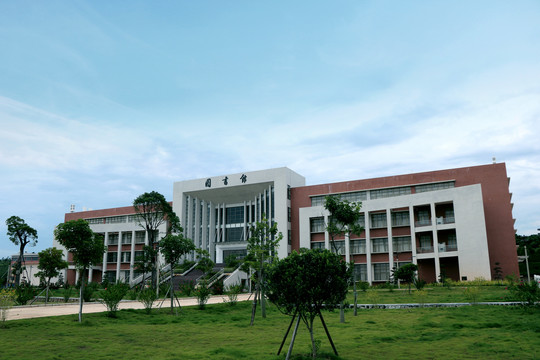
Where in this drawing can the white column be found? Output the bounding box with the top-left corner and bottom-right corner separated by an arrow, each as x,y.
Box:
365,212 -> 372,284
130,230 -> 135,283
209,202 -> 215,261
324,214 -> 330,250
409,205 -> 417,264
116,231 -> 122,282
431,203 -> 441,281
102,232 -> 109,282
387,209 -> 394,270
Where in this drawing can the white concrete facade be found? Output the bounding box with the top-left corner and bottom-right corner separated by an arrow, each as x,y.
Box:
173,167 -> 305,262
299,184 -> 491,284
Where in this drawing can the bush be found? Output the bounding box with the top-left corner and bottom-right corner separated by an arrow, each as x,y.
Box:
62,285 -> 73,303
138,288 -> 158,314
358,281 -> 370,292
414,278 -> 427,290
210,279 -> 224,295
225,283 -> 244,306
76,281 -> 100,302
15,283 -> 37,305
464,287 -> 480,304
0,289 -> 16,325
179,281 -> 195,297
509,281 -> 540,306
100,282 -> 129,317
194,282 -> 211,309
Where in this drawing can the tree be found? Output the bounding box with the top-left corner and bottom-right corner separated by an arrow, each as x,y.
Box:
35,247 -> 68,304
516,234 -> 540,278
0,257 -> 10,287
392,263 -> 418,294
6,216 -> 38,285
159,233 -> 195,313
267,249 -> 352,360
133,245 -> 156,290
324,195 -> 363,319
54,219 -> 105,323
133,191 -> 176,289
245,216 -> 282,325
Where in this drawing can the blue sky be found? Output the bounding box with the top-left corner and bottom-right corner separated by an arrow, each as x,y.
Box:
1,1 -> 539,258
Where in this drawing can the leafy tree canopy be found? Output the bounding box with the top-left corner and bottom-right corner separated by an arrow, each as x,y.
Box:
54,219 -> 105,269
159,234 -> 195,265
6,216 -> 38,247
267,249 -> 351,317
324,195 -> 363,245
36,247 -> 68,283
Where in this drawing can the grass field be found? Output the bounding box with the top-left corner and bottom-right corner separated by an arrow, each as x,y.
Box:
2,298 -> 539,359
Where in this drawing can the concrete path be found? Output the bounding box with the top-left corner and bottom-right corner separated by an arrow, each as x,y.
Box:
5,293 -> 253,321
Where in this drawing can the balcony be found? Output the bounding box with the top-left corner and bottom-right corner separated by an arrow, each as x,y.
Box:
435,216 -> 455,225
415,219 -> 432,227
438,243 -> 458,252
417,246 -> 434,254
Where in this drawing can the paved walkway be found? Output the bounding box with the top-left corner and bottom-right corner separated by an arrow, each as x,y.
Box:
5,293 -> 253,321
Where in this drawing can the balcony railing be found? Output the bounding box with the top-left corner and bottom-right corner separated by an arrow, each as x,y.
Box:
435,216 -> 456,225
415,219 -> 431,227
438,243 -> 458,252
417,246 -> 434,253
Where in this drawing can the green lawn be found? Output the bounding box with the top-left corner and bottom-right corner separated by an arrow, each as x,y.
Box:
2,300 -> 539,359
347,285 -> 512,304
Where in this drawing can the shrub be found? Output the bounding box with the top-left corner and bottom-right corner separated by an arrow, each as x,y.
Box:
62,285 -> 73,303
15,283 -> 37,305
76,281 -> 100,302
464,287 -> 480,305
225,283 -> 243,306
0,289 -> 16,325
210,279 -> 224,295
100,282 -> 129,317
358,281 -> 370,292
179,281 -> 196,297
414,278 -> 427,290
138,288 -> 158,314
509,281 -> 540,306
194,282 -> 211,309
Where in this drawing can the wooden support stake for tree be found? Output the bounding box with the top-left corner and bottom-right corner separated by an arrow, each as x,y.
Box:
285,313 -> 301,360
277,311 -> 298,355
250,288 -> 259,326
318,310 -> 339,356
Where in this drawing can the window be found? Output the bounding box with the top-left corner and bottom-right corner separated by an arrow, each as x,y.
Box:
108,233 -> 119,245
391,211 -> 410,227
121,252 -> 131,263
226,206 -> 244,224
287,185 -> 291,200
372,238 -> 388,253
416,210 -> 431,226
331,240 -> 345,255
135,231 -> 146,244
415,181 -> 454,193
340,191 -> 367,203
225,227 -> 244,242
311,242 -> 325,250
350,239 -> 366,254
87,217 -> 104,224
447,234 -> 457,251
392,236 -> 412,252
288,230 -> 292,245
310,217 -> 325,233
373,263 -> 390,281
370,186 -> 411,199
134,251 -> 144,260
121,232 -> 132,245
370,213 -> 387,229
107,252 -> 118,263
311,196 -> 325,207
418,235 -> 432,253
288,207 -> 291,222
356,214 -> 365,228
353,264 -> 367,282
105,216 -> 126,224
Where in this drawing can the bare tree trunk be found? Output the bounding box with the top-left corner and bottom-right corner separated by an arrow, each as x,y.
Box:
250,287 -> 258,326
309,317 -> 316,359
260,270 -> 266,318
339,302 -> 345,323
170,266 -> 174,313
45,283 -> 50,305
